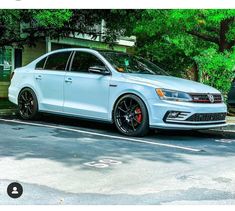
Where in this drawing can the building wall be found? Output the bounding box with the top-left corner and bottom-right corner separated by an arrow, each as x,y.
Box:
50,37 -> 128,52
0,82 -> 10,98
22,40 -> 46,66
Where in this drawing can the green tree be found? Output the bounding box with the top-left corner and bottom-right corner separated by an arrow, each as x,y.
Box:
0,10 -> 73,47
0,9 -> 137,48
133,9 -> 235,95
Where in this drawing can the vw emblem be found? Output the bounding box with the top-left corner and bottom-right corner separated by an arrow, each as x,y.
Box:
208,94 -> 215,103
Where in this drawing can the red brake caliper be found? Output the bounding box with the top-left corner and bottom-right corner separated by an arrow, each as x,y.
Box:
135,108 -> 142,124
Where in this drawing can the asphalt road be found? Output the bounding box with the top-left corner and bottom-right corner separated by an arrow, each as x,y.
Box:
0,114 -> 235,205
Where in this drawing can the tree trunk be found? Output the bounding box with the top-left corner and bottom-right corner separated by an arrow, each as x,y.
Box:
219,17 -> 234,52
192,62 -> 199,81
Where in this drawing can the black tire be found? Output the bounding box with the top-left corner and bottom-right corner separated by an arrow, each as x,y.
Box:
113,94 -> 149,137
18,88 -> 39,120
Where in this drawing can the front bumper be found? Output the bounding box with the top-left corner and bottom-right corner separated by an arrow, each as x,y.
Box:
148,99 -> 227,130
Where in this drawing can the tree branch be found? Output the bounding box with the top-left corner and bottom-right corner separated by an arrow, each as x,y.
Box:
0,38 -> 27,47
186,30 -> 219,45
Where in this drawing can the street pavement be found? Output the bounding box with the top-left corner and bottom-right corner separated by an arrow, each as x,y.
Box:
0,114 -> 235,205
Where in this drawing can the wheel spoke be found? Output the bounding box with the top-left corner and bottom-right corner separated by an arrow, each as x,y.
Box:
28,97 -> 33,103
131,104 -> 139,111
118,119 -> 124,128
133,117 -> 141,125
24,91 -> 29,101
21,107 -> 27,116
27,106 -> 33,114
116,115 -> 125,119
131,119 -> 136,131
25,107 -> 30,116
118,106 -> 127,113
21,95 -> 27,102
123,101 -> 129,111
129,99 -> 133,107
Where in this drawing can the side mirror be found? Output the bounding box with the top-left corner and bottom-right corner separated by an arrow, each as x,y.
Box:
88,66 -> 110,75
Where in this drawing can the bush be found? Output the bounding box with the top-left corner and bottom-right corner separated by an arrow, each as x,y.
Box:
194,48 -> 235,97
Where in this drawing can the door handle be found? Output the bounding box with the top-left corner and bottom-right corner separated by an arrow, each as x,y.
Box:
65,78 -> 72,83
35,75 -> 42,80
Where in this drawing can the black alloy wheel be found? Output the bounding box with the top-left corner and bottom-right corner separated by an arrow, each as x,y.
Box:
113,94 -> 149,137
18,88 -> 39,120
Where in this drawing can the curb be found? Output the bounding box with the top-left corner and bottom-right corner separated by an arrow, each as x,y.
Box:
220,123 -> 235,132
207,123 -> 235,136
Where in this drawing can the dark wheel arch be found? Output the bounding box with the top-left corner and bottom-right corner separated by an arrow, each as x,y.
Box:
112,93 -> 150,120
112,93 -> 150,136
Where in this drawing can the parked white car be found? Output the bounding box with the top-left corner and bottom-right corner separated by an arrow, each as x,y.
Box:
9,48 -> 227,136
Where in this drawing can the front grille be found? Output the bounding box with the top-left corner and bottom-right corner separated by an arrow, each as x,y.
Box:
190,94 -> 222,103
186,112 -> 226,122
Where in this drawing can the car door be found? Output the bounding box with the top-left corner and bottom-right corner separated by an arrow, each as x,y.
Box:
63,51 -> 111,120
34,51 -> 72,112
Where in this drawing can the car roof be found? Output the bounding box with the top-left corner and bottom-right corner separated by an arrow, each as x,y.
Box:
45,48 -> 99,54
45,48 -> 127,54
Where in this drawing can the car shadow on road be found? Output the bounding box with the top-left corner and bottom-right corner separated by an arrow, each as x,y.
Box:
41,113 -> 235,155
1,115 -> 235,170
0,121 -> 192,167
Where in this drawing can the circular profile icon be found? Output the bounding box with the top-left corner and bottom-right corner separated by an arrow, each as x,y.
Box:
7,182 -> 23,199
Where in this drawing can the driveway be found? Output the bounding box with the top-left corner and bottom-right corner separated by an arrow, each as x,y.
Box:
0,115 -> 235,204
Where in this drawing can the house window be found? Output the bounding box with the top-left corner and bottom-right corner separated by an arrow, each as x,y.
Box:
0,47 -> 13,82
14,49 -> 22,69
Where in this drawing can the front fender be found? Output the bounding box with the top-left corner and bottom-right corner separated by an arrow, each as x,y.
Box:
109,86 -> 154,121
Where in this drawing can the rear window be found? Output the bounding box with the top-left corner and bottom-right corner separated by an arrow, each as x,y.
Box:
37,51 -> 72,71
35,57 -> 47,70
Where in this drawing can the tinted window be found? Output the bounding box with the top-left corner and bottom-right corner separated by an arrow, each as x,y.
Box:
44,51 -> 71,71
35,57 -> 47,70
71,52 -> 104,73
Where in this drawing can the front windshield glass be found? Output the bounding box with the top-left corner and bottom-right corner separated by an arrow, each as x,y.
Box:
101,52 -> 168,75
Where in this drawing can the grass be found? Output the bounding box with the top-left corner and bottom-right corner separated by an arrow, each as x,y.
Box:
0,98 -> 17,109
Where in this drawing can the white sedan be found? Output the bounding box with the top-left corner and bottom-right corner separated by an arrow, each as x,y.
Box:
8,48 -> 227,136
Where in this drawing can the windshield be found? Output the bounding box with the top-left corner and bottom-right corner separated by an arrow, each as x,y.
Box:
101,52 -> 168,75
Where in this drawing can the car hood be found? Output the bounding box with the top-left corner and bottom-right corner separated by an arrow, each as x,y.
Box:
122,74 -> 220,93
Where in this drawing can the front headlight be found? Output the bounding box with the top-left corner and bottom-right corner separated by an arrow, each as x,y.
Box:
156,88 -> 192,102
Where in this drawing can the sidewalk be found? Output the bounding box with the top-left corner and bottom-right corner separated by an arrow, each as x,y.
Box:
226,115 -> 235,124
